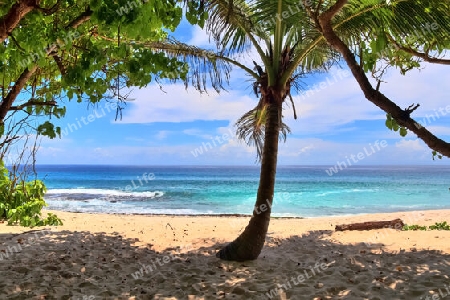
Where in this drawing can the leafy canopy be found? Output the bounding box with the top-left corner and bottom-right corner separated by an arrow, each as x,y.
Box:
0,0 -> 206,138
0,0 -> 208,226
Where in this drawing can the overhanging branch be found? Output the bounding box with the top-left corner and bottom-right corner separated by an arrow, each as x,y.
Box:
387,34 -> 450,65
315,1 -> 450,158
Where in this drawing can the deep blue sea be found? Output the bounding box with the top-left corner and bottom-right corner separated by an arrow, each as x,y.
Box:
36,165 -> 450,217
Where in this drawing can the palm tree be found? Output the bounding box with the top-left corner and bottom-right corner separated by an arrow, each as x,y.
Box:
164,0 -> 334,261
139,0 -> 450,261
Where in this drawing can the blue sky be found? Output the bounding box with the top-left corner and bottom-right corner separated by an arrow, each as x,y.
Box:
29,21 -> 450,165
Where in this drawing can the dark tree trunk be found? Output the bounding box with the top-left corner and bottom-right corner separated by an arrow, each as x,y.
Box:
216,96 -> 281,261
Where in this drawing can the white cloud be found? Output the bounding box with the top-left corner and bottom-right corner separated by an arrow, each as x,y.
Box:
181,22 -> 450,137
390,139 -> 434,162
395,139 -> 426,151
187,26 -> 213,48
374,63 -> 450,116
94,147 -> 112,158
120,84 -> 256,124
32,44 -> 450,166
120,30 -> 450,138
36,135 -> 450,165
182,128 -> 202,136
183,128 -> 214,139
283,69 -> 382,134
298,144 -> 315,154
155,130 -> 170,140
282,63 -> 450,136
125,137 -> 145,142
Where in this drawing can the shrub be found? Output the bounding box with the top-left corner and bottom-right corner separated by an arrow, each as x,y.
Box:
0,161 -> 62,227
402,224 -> 427,231
429,221 -> 450,230
402,222 -> 450,231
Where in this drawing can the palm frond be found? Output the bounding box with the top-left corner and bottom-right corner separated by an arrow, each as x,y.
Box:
334,0 -> 450,53
145,38 -> 232,93
236,101 -> 291,161
204,0 -> 255,55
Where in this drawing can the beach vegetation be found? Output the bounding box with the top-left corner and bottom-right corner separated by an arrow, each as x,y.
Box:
402,224 -> 427,231
0,161 -> 62,226
429,221 -> 450,231
402,222 -> 450,231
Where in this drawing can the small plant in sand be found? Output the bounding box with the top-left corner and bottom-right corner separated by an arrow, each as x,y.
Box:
402,222 -> 450,231
0,161 -> 62,227
429,221 -> 450,231
402,224 -> 427,231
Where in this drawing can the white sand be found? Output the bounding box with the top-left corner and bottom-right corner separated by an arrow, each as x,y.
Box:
1,209 -> 450,299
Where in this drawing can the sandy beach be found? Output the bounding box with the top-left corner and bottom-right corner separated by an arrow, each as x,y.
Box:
1,209 -> 450,300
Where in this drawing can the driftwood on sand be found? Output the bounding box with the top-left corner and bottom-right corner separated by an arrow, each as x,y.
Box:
335,218 -> 404,231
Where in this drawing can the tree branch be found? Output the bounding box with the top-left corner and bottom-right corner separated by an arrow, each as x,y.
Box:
320,0 -> 348,23
9,99 -> 57,111
302,0 -> 320,30
66,7 -> 92,29
8,33 -> 26,52
52,54 -> 66,75
316,1 -> 450,158
0,0 -> 40,43
0,65 -> 38,123
387,34 -> 450,65
405,103 -> 420,116
36,0 -> 61,16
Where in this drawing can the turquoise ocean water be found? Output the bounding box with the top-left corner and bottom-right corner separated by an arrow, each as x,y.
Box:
38,165 -> 450,217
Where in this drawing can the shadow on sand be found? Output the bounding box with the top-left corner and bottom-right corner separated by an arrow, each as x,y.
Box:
1,228 -> 449,299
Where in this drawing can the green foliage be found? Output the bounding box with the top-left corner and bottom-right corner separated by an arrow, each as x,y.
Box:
385,114 -> 408,137
355,1 -> 450,76
402,224 -> 427,231
429,221 -> 450,230
402,222 -> 450,231
432,151 -> 443,160
0,162 -> 62,227
37,121 -> 61,139
0,0 -> 209,139
185,0 -> 208,28
0,1 -> 210,225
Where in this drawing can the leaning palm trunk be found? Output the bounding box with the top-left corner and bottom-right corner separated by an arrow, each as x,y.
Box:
217,97 -> 281,261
